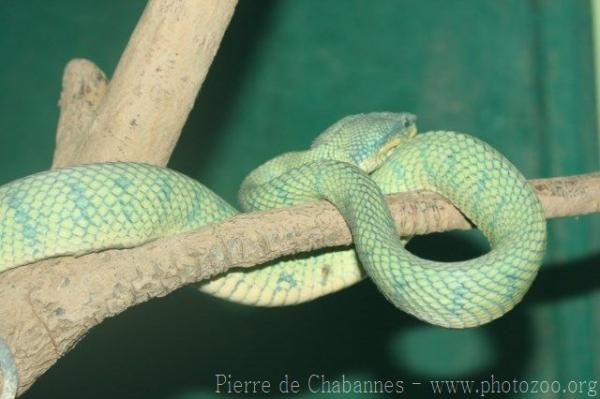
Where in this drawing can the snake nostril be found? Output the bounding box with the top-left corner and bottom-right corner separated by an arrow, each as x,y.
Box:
404,114 -> 417,127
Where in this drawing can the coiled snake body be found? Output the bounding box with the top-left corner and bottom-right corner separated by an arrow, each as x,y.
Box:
0,113 -> 546,398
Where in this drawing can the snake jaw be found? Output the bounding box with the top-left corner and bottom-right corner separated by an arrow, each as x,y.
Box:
378,124 -> 417,157
366,123 -> 418,172
379,137 -> 403,157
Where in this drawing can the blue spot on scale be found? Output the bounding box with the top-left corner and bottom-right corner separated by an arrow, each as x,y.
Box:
114,176 -> 132,190
157,177 -> 173,200
276,271 -> 297,289
6,192 -> 22,209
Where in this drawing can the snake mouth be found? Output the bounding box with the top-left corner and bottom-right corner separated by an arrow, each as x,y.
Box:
379,137 -> 402,157
379,124 -> 417,158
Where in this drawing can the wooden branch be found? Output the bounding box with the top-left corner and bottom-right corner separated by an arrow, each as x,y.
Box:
52,0 -> 237,169
53,58 -> 108,165
0,172 -> 598,393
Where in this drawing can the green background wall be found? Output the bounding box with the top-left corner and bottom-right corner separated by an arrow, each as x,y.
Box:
1,1 -> 599,398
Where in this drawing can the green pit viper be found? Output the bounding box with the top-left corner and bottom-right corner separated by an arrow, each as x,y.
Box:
0,112 -> 546,398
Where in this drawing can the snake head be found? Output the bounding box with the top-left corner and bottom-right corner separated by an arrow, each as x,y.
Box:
312,112 -> 417,173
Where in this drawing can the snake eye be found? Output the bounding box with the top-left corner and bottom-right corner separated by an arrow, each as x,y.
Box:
403,114 -> 416,128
